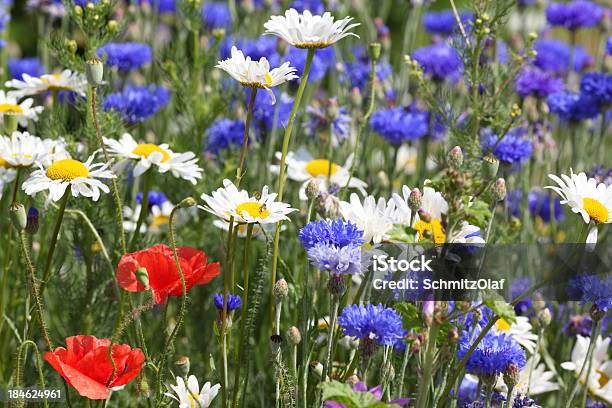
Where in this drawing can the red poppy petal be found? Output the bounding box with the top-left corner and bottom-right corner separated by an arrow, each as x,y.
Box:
110,348 -> 145,388
116,255 -> 144,292
45,351 -> 109,400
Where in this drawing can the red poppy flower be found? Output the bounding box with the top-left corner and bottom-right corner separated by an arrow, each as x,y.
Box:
116,243 -> 220,304
44,335 -> 144,400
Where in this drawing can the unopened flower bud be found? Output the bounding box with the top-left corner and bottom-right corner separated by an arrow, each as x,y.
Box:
537,308 -> 551,328
86,58 -> 104,86
273,278 -> 288,302
66,39 -> 78,54
327,274 -> 346,297
309,361 -> 323,379
448,327 -> 459,343
482,154 -> 499,179
410,337 -> 421,354
350,87 -> 362,107
134,267 -> 150,290
590,304 -> 605,322
408,188 -> 422,213
173,356 -> 190,378
492,178 -> 506,202
10,203 -> 27,231
532,293 -> 546,311
286,326 -> 302,346
368,42 -> 382,61
86,2 -> 95,10
316,192 -> 340,218
137,374 -> 151,397
74,5 -> 83,16
503,363 -> 520,389
178,197 -> 197,208
270,334 -> 283,355
26,207 -> 39,234
447,146 -> 464,169
306,179 -> 320,200
212,28 -> 226,42
107,20 -> 118,33
528,32 -> 538,41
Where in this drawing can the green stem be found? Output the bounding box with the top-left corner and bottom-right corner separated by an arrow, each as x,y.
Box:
235,88 -> 258,187
130,171 -> 152,250
416,323 -> 439,408
269,47 -> 315,328
39,191 -> 69,297
565,319 -> 601,408
322,294 -> 339,382
220,217 -> 235,408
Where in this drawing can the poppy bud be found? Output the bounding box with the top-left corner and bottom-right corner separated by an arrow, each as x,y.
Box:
173,356 -> 190,378
26,207 -> 39,234
447,146 -> 463,169
408,188 -> 422,213
273,278 -> 288,302
491,178 -> 506,202
305,179 -> 320,200
10,203 -> 27,232
286,326 -> 301,346
327,274 -> 346,297
178,197 -> 197,208
134,267 -> 150,290
368,42 -> 382,61
86,58 -> 104,86
3,114 -> 18,134
503,363 -> 520,389
481,154 -> 499,179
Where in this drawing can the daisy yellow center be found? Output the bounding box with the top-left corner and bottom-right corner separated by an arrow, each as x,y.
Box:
0,158 -> 7,168
46,159 -> 89,181
41,74 -> 71,91
596,368 -> 609,388
495,319 -> 511,332
235,202 -> 270,219
265,72 -> 273,86
0,103 -> 23,113
414,219 -> 446,244
583,198 -> 608,224
132,144 -> 170,162
152,214 -> 169,228
305,159 -> 339,177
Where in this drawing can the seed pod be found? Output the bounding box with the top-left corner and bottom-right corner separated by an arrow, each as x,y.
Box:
86,58 -> 104,86
273,278 -> 289,302
482,154 -> 499,180
10,203 -> 27,232
286,326 -> 302,346
368,42 -> 382,61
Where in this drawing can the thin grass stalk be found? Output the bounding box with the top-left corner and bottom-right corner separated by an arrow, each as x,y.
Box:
39,191 -> 69,297
235,89 -> 257,187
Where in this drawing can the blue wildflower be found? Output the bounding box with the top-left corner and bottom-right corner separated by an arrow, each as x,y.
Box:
580,72 -> 612,106
343,46 -> 392,89
534,39 -> 593,73
515,66 -> 564,98
546,1 -> 603,30
482,128 -> 533,166
136,191 -> 169,207
564,313 -> 594,337
299,219 -> 364,249
569,274 -> 612,312
290,0 -> 325,14
511,395 -> 540,407
547,91 -> 600,121
589,165 -> 612,186
74,0 -> 99,5
97,42 -> 153,71
214,293 -> 242,311
205,118 -> 245,155
370,107 -> 429,145
528,190 -> 565,223
8,57 -> 44,79
412,43 -> 463,81
458,329 -> 526,376
201,2 -> 232,30
252,90 -> 293,133
305,102 -> 351,144
607,37 -> 612,55
307,243 -> 361,275
422,10 -> 473,36
286,46 -> 335,82
133,0 -> 176,13
103,85 -> 171,123
511,277 -> 533,315
338,303 -> 406,346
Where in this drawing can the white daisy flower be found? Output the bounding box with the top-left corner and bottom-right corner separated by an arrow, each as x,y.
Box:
123,200 -> 174,234
0,91 -> 43,127
408,186 -> 449,244
264,8 -> 359,49
448,221 -> 486,245
492,315 -> 539,354
103,133 -> 203,184
165,375 -> 221,408
271,147 -> 367,200
495,354 -> 559,395
340,193 -> 397,244
395,145 -> 435,175
216,46 -> 297,103
546,169 -> 612,245
5,69 -> 88,99
22,154 -> 115,207
0,131 -> 68,169
561,335 -> 612,404
200,179 -> 297,224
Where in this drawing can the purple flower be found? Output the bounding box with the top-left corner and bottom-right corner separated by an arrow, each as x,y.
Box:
307,243 -> 361,275
607,37 -> 612,55
290,0 -> 325,14
133,0 -> 176,13
205,118 -> 245,155
8,57 -> 43,79
136,191 -> 168,207
589,165 -> 612,186
201,2 -> 232,30
528,190 -> 565,223
370,107 -> 429,145
515,66 -> 564,98
569,274 -> 612,312
324,382 -> 410,407
338,303 -> 406,346
482,128 -> 533,166
412,43 -> 463,80
97,42 -> 152,71
252,90 -> 293,134
580,72 -> 612,106
458,329 -> 526,376
547,91 -> 600,121
343,46 -> 392,90
214,293 -> 242,311
305,102 -> 351,144
103,85 -> 170,123
286,46 -> 335,82
546,1 -> 603,30
422,10 -> 473,36
299,219 -> 364,249
564,313 -> 594,337
534,39 -> 593,73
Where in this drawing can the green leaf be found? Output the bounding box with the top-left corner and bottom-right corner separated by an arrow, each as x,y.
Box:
394,302 -> 420,330
464,198 -> 492,230
484,295 -> 516,324
387,225 -> 417,243
320,381 -> 382,408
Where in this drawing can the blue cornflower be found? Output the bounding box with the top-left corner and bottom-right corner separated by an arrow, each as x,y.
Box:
511,277 -> 533,316
286,46 -> 335,82
214,293 -> 242,311
73,0 -> 99,5
97,42 -> 153,71
481,128 -> 533,166
290,0 -> 325,14
412,43 -> 463,81
515,66 -> 564,98
103,85 -> 170,123
589,165 -> 612,186
607,37 -> 612,55
307,243 -> 361,275
305,103 -> 352,144
136,191 -> 168,207
511,395 -> 540,407
458,329 -> 526,376
343,46 -> 392,90
299,219 -> 364,249
370,107 -> 429,145
8,57 -> 44,79
338,303 -> 406,346
422,10 -> 473,36
569,274 -> 612,312
205,118 -> 245,155
563,313 -> 594,337
133,0 -> 176,13
534,39 -> 593,73
547,91 -> 600,121
252,90 -> 293,133
528,190 -> 565,223
201,2 -> 232,30
580,72 -> 612,106
546,1 -> 603,30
